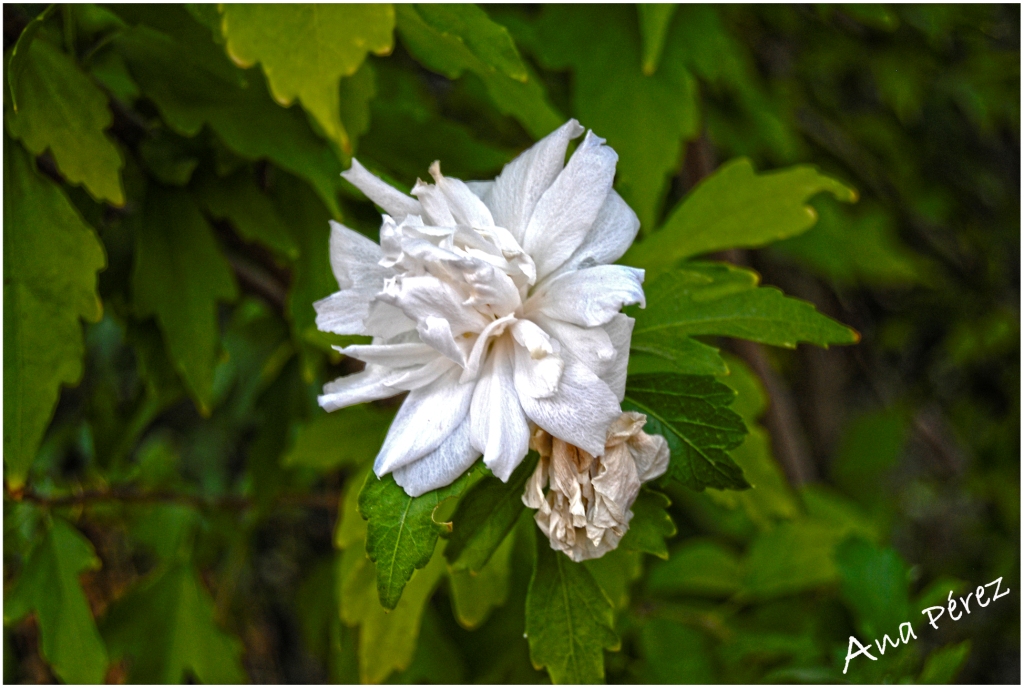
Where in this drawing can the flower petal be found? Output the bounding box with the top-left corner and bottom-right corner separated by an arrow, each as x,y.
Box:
556,190 -> 640,274
530,314 -> 617,379
380,274 -> 491,339
336,342 -> 440,367
600,314 -> 634,402
430,162 -> 495,228
362,300 -> 417,339
464,180 -> 494,199
411,178 -> 457,227
417,315 -> 467,366
511,319 -> 564,399
516,353 -> 620,457
381,356 -> 458,392
470,339 -> 531,480
318,367 -> 399,412
392,417 -> 480,497
343,159 -> 422,220
314,221 -> 394,335
374,367 -> 475,477
528,265 -> 645,328
521,131 -> 618,280
485,119 -> 585,243
461,313 -> 516,383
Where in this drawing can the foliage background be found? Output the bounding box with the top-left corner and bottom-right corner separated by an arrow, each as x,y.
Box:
2,3 -> 1019,684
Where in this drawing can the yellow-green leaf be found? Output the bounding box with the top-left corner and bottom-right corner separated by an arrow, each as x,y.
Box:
6,38 -> 124,205
3,139 -> 105,489
220,3 -> 394,153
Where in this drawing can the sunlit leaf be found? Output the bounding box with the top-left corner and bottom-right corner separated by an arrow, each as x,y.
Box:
6,37 -> 124,205
637,5 -> 677,75
220,3 -> 394,153
619,488 -> 676,559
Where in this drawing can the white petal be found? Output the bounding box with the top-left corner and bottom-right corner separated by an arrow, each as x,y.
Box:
469,339 -> 531,481
380,274 -> 490,339
411,179 -> 457,227
343,159 -> 422,220
515,357 -> 621,457
362,300 -> 417,339
430,162 -> 495,228
528,265 -> 645,328
557,190 -> 640,274
485,119 -> 585,243
327,221 -> 388,288
318,367 -> 398,412
336,342 -> 439,367
392,418 -> 480,497
314,290 -> 372,336
530,314 -> 617,378
461,314 -> 516,383
464,180 -> 494,199
600,314 -> 634,402
511,319 -> 565,399
521,131 -> 619,280
417,315 -> 467,366
381,356 -> 458,392
374,367 -> 475,476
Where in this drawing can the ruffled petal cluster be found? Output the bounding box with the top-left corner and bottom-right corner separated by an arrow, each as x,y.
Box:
523,412 -> 669,562
316,120 -> 645,497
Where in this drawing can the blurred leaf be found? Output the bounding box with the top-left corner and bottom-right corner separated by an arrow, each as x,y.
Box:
841,4 -> 900,31
220,3 -> 394,153
533,4 -> 699,233
636,619 -> 714,683
525,536 -> 619,684
647,539 -> 742,597
387,606 -> 467,684
338,542 -> 448,684
7,4 -> 59,111
623,158 -> 857,271
619,488 -> 676,559
918,640 -> 971,683
194,168 -> 299,259
584,547 -> 644,611
359,469 -> 474,609
444,452 -> 538,573
637,5 -> 677,75
831,407 -> 908,502
835,537 -> 911,639
101,563 -> 245,683
743,521 -> 844,598
335,466 -> 371,549
114,19 -> 343,217
132,186 -> 238,414
448,528 -> 515,629
4,140 -> 105,489
623,373 -> 750,492
800,486 -> 878,542
4,517 -> 109,684
137,129 -> 199,186
396,4 -> 563,140
633,263 -> 859,348
773,199 -> 925,286
6,38 -> 124,205
283,406 -> 390,471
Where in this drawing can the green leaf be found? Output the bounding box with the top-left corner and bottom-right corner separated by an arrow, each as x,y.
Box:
448,528 -> 515,629
194,168 -> 299,259
7,4 -> 59,111
525,534 -> 619,684
629,329 -> 728,376
533,5 -> 699,233
338,542 -> 448,683
623,158 -> 857,271
637,5 -> 677,75
634,262 -> 859,348
835,537 -> 911,639
623,373 -> 749,492
647,538 -> 742,597
283,406 -> 390,471
219,3 -> 394,153
742,521 -> 843,599
619,488 -> 676,559
132,186 -> 238,414
359,469 -> 474,609
918,641 -> 972,684
114,18 -> 343,217
4,517 -> 109,684
6,37 -> 124,205
101,563 -> 245,683
584,547 -> 643,611
444,452 -> 538,573
3,140 -> 105,489
395,4 -> 563,140
636,619 -> 714,684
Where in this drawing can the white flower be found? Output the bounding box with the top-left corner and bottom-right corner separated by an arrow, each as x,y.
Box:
315,120 -> 645,497
522,412 -> 670,562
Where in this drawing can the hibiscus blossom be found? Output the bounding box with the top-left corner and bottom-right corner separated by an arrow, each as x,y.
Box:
315,119 -> 645,497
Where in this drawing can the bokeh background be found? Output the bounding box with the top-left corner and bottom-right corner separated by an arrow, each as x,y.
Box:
3,3 -> 1020,684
